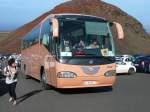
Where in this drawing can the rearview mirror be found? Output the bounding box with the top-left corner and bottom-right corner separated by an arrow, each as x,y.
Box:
113,22 -> 124,39
52,18 -> 59,38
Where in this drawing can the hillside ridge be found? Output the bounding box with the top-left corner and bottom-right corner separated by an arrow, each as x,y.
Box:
0,0 -> 149,54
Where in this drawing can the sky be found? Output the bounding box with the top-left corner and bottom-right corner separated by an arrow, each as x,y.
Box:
104,0 -> 150,33
0,0 -> 149,32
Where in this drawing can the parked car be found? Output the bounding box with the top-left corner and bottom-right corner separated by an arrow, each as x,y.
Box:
133,55 -> 150,73
0,63 -> 2,72
0,55 -> 5,61
116,61 -> 136,74
115,55 -> 134,64
0,62 -> 5,78
15,57 -> 21,68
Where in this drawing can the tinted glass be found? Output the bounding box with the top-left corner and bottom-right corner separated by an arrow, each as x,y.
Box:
22,25 -> 40,49
59,19 -> 115,58
40,19 -> 52,51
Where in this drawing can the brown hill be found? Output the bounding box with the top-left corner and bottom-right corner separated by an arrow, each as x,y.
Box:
0,0 -> 150,54
0,32 -> 9,42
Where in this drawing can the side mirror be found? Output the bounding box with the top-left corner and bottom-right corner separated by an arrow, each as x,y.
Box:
52,18 -> 59,38
113,22 -> 124,39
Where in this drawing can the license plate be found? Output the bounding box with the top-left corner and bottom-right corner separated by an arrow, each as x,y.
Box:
84,81 -> 96,85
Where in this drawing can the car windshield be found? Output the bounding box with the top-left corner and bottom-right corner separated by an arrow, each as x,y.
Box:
59,19 -> 115,58
115,57 -> 123,62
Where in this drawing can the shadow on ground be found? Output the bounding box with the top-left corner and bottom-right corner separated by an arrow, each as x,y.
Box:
0,78 -> 8,97
17,90 -> 43,105
51,86 -> 113,94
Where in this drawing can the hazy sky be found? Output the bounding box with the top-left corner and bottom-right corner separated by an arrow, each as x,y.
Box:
0,0 -> 149,32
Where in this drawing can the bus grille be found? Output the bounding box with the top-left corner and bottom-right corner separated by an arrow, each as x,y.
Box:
81,66 -> 100,74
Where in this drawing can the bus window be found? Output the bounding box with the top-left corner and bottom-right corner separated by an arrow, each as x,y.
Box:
40,19 -> 52,51
22,25 -> 40,49
59,19 -> 115,57
42,34 -> 50,49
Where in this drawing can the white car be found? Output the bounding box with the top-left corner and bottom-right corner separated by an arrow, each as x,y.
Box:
116,61 -> 136,74
115,55 -> 134,63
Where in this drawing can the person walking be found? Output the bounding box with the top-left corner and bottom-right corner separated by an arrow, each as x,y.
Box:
4,58 -> 18,106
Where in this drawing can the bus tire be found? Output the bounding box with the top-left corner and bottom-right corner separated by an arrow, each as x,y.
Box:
128,68 -> 135,75
41,70 -> 49,90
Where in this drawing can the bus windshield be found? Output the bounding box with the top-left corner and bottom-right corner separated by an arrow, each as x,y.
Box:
59,19 -> 115,58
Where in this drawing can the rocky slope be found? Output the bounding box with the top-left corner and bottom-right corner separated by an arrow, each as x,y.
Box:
0,32 -> 9,42
0,0 -> 150,54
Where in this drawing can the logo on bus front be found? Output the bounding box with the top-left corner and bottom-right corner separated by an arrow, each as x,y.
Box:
81,66 -> 100,74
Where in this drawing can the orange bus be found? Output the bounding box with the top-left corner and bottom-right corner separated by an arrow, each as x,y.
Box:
21,14 -> 124,89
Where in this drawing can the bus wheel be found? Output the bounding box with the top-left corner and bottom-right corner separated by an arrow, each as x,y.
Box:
128,68 -> 135,75
41,71 -> 49,90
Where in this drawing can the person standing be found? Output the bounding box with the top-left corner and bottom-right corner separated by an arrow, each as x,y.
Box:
4,58 -> 18,106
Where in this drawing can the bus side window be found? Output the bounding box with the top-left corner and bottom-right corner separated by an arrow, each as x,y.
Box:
40,19 -> 52,52
22,32 -> 31,49
22,25 -> 40,50
42,34 -> 50,49
30,25 -> 40,46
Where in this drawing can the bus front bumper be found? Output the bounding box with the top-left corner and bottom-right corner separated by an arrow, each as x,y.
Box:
56,76 -> 116,89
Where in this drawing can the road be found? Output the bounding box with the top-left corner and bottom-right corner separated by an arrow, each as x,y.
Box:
0,69 -> 150,112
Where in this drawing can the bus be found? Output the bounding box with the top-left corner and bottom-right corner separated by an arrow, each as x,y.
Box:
21,13 -> 124,89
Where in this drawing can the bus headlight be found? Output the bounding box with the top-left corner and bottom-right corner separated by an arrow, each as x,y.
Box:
57,72 -> 77,78
104,70 -> 116,77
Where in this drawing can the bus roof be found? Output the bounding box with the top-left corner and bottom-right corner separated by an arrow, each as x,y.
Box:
51,13 -> 108,22
23,13 -> 109,39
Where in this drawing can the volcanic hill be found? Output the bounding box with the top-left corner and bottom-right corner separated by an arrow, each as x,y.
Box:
0,0 -> 150,54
